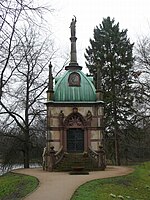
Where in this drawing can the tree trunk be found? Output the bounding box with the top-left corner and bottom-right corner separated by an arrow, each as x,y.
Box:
114,130 -> 121,166
24,69 -> 30,168
111,62 -> 121,166
24,142 -> 30,168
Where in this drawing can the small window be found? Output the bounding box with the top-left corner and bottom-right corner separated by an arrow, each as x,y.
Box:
68,72 -> 80,86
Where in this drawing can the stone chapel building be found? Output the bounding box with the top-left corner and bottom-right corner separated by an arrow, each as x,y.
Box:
44,17 -> 105,171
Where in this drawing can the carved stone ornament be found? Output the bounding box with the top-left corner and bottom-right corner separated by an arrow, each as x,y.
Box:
86,110 -> 92,125
68,72 -> 80,86
58,110 -> 64,126
73,107 -> 78,113
64,111 -> 87,127
68,115 -> 82,126
86,110 -> 92,121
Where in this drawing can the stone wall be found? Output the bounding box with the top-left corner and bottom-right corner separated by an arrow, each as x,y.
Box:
46,103 -> 104,152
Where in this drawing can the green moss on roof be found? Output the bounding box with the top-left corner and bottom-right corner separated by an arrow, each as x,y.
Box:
54,70 -> 96,102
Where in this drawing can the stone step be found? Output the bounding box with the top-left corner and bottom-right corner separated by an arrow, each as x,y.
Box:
54,153 -> 98,172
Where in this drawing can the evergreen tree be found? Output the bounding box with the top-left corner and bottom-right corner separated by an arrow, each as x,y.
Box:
85,17 -> 134,165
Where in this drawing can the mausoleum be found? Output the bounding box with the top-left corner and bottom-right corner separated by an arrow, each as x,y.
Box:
44,17 -> 105,172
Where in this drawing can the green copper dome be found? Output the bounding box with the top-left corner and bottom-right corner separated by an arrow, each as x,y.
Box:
54,70 -> 96,101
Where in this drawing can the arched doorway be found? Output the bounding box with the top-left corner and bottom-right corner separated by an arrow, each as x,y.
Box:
63,109 -> 87,152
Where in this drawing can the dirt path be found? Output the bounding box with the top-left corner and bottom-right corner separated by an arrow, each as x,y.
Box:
14,166 -> 133,200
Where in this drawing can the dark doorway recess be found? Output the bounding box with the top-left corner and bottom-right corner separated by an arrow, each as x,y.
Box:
67,128 -> 84,153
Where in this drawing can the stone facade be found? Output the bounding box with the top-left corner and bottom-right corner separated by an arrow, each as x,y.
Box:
46,103 -> 104,152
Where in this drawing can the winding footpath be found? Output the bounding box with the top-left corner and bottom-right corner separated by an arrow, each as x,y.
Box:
14,166 -> 134,200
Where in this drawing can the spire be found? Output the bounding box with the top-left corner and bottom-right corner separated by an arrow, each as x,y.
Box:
48,62 -> 53,90
47,62 -> 54,101
65,16 -> 82,70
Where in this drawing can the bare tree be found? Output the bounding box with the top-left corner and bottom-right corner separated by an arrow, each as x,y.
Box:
0,25 -> 53,168
0,0 -> 51,101
121,36 -> 150,163
0,0 -> 54,168
135,36 -> 150,116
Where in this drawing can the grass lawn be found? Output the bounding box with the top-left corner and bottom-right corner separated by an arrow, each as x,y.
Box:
0,172 -> 39,200
71,162 -> 150,200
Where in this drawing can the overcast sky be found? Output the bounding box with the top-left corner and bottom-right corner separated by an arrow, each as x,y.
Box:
43,0 -> 150,71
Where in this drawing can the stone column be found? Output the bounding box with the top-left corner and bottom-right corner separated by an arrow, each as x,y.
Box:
70,36 -> 78,66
